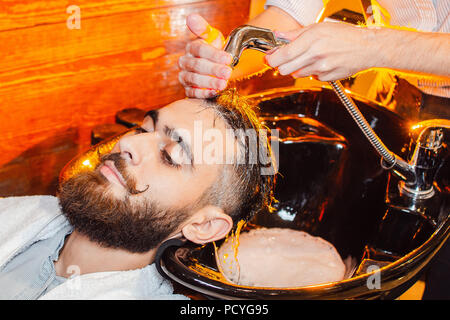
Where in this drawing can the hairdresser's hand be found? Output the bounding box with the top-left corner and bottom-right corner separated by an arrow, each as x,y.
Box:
178,14 -> 233,98
265,22 -> 375,81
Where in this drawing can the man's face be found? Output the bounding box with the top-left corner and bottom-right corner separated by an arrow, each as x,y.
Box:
104,98 -> 228,208
59,98 -> 235,252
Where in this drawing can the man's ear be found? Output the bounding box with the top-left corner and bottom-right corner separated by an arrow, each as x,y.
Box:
181,205 -> 233,244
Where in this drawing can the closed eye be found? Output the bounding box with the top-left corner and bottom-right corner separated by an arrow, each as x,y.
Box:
134,126 -> 148,134
135,125 -> 184,169
160,149 -> 181,169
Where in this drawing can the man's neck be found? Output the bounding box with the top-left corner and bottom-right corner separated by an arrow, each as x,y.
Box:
54,231 -> 156,278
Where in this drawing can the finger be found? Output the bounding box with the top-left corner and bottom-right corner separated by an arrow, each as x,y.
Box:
316,69 -> 343,82
291,64 -> 319,78
178,71 -> 228,91
186,39 -> 232,65
274,27 -> 308,42
186,13 -> 225,49
292,63 -> 340,81
264,28 -> 308,56
185,86 -> 218,99
186,13 -> 210,37
178,55 -> 232,79
277,52 -> 316,76
266,29 -> 313,68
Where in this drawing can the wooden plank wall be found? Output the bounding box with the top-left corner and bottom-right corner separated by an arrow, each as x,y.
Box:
0,0 -> 251,196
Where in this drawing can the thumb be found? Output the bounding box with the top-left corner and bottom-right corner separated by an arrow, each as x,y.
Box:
265,28 -> 307,54
186,13 -> 225,49
274,27 -> 307,42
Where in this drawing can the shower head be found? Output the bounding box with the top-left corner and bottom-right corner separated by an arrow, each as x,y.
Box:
223,25 -> 290,67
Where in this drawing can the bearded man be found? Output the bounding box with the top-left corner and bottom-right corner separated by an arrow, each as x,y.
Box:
0,90 -> 275,299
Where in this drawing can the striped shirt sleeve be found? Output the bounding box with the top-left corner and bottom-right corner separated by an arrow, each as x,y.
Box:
265,0 -> 325,26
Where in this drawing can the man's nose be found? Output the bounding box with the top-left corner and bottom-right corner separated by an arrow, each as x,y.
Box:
117,130 -> 161,166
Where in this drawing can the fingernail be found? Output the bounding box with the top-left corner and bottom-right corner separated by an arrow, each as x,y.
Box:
220,67 -> 232,79
265,55 -> 273,67
222,54 -> 232,65
277,66 -> 287,75
207,90 -> 218,98
218,80 -> 227,90
266,47 -> 279,55
273,30 -> 287,38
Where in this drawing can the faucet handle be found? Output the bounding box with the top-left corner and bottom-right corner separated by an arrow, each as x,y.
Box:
408,119 -> 450,168
401,119 -> 450,198
410,119 -> 450,149
422,128 -> 444,150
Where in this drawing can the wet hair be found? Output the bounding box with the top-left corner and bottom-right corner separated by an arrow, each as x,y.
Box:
197,88 -> 276,227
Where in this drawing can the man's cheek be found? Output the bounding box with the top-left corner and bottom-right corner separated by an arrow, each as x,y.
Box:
151,178 -> 185,205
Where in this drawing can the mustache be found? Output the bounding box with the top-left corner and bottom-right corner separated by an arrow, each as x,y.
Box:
99,153 -> 149,195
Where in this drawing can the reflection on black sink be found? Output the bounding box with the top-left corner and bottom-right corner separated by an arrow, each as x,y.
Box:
256,115 -> 349,244
160,87 -> 450,299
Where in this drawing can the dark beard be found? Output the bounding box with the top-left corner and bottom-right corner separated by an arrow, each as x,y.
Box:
57,154 -> 187,253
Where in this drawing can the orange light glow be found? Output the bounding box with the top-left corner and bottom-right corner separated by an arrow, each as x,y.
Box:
202,25 -> 224,45
141,47 -> 166,61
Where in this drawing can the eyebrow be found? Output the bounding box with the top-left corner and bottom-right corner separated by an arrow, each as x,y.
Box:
144,110 -> 158,125
144,109 -> 194,168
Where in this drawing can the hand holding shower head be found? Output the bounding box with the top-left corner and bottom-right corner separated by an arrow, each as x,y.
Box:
223,25 -> 424,195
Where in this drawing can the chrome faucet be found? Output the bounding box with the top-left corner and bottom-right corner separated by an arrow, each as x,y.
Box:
224,25 -> 449,200
399,119 -> 450,199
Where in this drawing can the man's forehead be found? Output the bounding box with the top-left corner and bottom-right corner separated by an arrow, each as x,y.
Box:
157,99 -> 224,129
154,98 -> 239,169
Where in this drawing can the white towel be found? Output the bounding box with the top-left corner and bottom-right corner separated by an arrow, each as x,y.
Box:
0,195 -> 68,267
0,195 -> 188,300
39,264 -> 188,300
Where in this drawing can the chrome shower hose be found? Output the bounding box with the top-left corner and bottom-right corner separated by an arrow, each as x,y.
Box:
329,80 -> 396,166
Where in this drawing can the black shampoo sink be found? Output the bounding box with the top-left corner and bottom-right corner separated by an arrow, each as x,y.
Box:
158,86 -> 449,299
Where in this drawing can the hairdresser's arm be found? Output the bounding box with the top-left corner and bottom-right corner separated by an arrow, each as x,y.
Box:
265,22 -> 450,81
178,7 -> 301,98
247,6 -> 303,30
